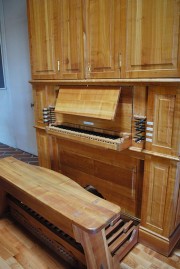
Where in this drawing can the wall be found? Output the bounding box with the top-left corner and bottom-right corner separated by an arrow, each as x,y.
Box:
0,0 -> 37,155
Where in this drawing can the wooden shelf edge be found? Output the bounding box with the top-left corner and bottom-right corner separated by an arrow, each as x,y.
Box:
129,147 -> 180,161
29,78 -> 180,87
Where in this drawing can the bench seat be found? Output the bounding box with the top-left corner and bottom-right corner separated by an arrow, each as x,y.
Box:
0,157 -> 138,269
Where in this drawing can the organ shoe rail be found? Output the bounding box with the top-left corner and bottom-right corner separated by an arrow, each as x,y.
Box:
0,157 -> 138,269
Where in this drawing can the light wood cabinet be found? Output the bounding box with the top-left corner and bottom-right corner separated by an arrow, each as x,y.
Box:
85,0 -> 122,78
28,0 -> 121,80
28,0 -> 180,79
28,0 -> 84,80
56,0 -> 84,79
124,0 -> 180,78
27,0 -> 57,79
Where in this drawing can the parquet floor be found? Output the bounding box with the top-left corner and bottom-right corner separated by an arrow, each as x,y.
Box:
0,217 -> 179,269
0,142 -> 179,269
0,217 -> 72,269
120,243 -> 180,269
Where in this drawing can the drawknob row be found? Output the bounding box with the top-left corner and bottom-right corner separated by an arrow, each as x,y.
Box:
133,116 -> 146,143
43,106 -> 56,124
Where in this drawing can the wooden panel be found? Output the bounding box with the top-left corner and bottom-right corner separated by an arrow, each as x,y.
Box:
141,156 -> 180,237
124,0 -> 180,78
141,157 -> 169,234
148,162 -> 168,229
27,0 -> 57,79
33,85 -> 57,128
36,128 -> 52,169
61,165 -> 137,217
165,160 -> 180,235
33,86 -> 47,127
55,88 -> 120,120
146,87 -> 180,156
57,0 -> 84,79
85,0 -> 121,78
153,94 -> 175,147
53,142 -> 143,217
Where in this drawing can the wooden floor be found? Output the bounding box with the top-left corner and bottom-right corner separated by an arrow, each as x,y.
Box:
0,217 -> 179,269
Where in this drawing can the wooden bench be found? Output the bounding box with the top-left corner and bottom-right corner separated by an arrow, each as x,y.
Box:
0,157 -> 138,269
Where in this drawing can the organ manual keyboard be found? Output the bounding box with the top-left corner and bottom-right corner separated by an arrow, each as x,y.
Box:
45,87 -> 132,151
47,124 -> 131,151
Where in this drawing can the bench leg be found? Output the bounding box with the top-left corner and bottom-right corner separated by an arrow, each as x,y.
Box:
73,225 -> 115,269
0,188 -> 8,217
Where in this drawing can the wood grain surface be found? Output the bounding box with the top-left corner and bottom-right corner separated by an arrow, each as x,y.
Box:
0,217 -> 179,269
0,157 -> 120,236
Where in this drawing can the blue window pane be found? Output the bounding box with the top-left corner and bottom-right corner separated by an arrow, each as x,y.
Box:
0,45 -> 5,89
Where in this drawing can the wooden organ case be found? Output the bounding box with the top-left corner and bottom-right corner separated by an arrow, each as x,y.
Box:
14,0 -> 180,267
31,83 -> 180,260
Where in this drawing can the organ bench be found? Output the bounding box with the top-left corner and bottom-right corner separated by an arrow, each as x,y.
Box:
0,157 -> 138,269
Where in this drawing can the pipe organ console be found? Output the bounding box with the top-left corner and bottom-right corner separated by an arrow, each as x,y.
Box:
46,87 -> 132,151
0,81 -> 178,269
1,81 -> 179,268
32,83 -> 180,261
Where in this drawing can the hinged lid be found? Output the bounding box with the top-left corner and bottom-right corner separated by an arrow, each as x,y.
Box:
55,88 -> 121,120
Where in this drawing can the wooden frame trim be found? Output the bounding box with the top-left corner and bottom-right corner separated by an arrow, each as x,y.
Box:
29,79 -> 180,87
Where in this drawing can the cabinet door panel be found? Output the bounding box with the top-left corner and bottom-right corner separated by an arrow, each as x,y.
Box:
85,0 -> 121,78
125,0 -> 180,78
27,0 -> 57,79
141,157 -> 179,236
146,87 -> 180,156
58,0 -> 84,79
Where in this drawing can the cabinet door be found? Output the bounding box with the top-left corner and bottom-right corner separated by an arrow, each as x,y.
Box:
27,0 -> 58,79
141,156 -> 179,237
57,0 -> 84,79
145,87 -> 180,156
85,0 -> 121,78
124,0 -> 180,78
